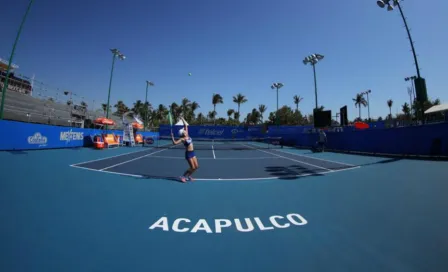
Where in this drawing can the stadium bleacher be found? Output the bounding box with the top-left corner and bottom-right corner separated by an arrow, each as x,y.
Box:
0,89 -> 123,128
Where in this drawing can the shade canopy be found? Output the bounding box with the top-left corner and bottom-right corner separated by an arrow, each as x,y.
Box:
94,117 -> 115,125
424,103 -> 448,115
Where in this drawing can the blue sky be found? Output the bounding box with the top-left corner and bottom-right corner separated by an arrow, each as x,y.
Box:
2,0 -> 447,121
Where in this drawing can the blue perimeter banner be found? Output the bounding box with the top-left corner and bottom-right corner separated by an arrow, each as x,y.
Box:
2,120 -> 446,156
159,125 -> 265,139
0,120 -> 158,151
267,123 -> 448,156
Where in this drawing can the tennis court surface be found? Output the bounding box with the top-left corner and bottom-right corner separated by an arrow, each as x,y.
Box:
1,145 -> 448,271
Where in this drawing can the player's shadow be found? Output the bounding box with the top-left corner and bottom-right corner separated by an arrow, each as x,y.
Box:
265,165 -> 324,180
139,174 -> 187,183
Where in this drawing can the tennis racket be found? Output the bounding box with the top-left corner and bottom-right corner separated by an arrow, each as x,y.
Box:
168,109 -> 173,134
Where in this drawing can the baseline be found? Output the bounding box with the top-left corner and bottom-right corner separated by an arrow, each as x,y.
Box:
145,155 -> 281,160
70,164 -> 359,181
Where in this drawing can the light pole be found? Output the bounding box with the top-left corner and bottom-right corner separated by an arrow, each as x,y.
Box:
144,81 -> 154,131
271,82 -> 284,126
361,90 -> 372,122
106,48 -> 126,129
377,0 -> 428,117
303,54 -> 324,110
405,76 -> 417,119
407,87 -> 413,118
405,76 -> 417,101
0,0 -> 34,120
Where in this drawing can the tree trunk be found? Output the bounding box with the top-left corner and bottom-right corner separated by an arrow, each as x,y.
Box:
238,104 -> 240,121
213,104 -> 216,125
359,106 -> 361,120
296,104 -> 299,124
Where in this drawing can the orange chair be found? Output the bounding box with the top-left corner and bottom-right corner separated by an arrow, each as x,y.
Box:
135,134 -> 143,144
103,134 -> 119,148
93,135 -> 105,149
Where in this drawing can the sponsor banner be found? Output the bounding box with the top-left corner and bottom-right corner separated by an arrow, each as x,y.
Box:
159,125 -> 264,139
3,119 -> 447,156
60,129 -> 84,143
0,120 -> 159,151
267,124 -> 448,156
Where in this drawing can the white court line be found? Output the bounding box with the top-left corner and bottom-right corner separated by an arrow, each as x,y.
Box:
100,148 -> 172,171
212,144 -> 216,159
70,148 -> 154,166
70,163 -> 360,181
146,155 -> 281,160
71,164 -> 144,178
272,148 -> 356,167
70,143 -> 171,166
241,144 -> 333,172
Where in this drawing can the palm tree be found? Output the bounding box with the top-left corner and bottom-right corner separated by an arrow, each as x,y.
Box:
402,102 -> 411,117
170,102 -> 180,121
190,101 -> 200,121
233,112 -> 240,122
293,96 -> 303,125
249,108 -> 261,124
148,110 -> 158,127
156,104 -> 168,123
208,111 -> 216,121
101,103 -> 108,115
114,100 -> 129,116
142,101 -> 152,127
133,100 -> 144,113
227,109 -> 235,120
233,93 -> 247,121
212,94 -> 224,125
387,99 -> 393,119
293,95 -> 303,113
258,104 -> 267,123
181,98 -> 191,116
245,113 -> 252,125
197,112 -> 204,125
353,93 -> 367,120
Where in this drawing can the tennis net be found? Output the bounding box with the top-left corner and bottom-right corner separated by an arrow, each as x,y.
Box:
142,136 -> 283,150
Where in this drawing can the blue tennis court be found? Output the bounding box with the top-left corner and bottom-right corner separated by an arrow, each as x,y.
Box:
1,146 -> 448,271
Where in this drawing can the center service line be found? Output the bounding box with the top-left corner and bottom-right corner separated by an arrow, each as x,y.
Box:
212,144 -> 216,159
241,144 -> 332,172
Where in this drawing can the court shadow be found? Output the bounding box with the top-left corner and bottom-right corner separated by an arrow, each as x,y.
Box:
265,165 -> 323,180
358,158 -> 402,167
333,157 -> 402,171
139,174 -> 186,183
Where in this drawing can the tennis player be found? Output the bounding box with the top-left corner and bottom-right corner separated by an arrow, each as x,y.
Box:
317,129 -> 327,152
171,117 -> 199,182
